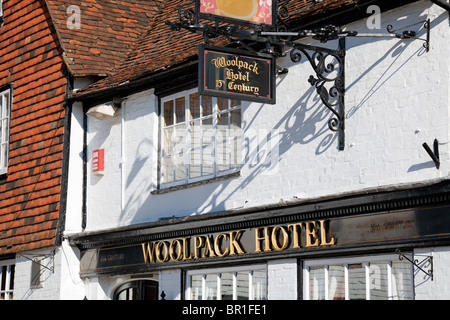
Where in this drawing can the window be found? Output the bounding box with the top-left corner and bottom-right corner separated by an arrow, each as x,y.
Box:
186,265 -> 267,300
303,255 -> 413,300
0,88 -> 11,175
113,280 -> 159,300
0,0 -> 3,20
0,259 -> 15,300
161,89 -> 242,187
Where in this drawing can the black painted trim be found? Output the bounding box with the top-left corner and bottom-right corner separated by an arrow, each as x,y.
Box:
70,179 -> 450,250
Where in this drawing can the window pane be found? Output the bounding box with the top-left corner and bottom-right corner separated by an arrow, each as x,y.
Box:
1,266 -> 6,291
202,117 -> 213,145
191,275 -> 203,300
230,99 -> 241,108
309,266 -> 325,300
190,92 -> 201,119
328,265 -> 345,300
391,261 -> 413,300
230,108 -> 241,131
163,100 -> 173,127
175,97 -> 185,123
236,272 -> 249,300
348,263 -> 366,300
202,118 -> 214,175
217,112 -> 229,172
205,274 -> 217,300
221,273 -> 233,300
230,109 -> 241,169
173,124 -> 186,153
202,95 -> 212,116
9,265 -> 14,291
1,144 -> 6,169
218,97 -> 228,111
163,156 -> 174,183
163,127 -> 173,155
369,262 -> 388,300
174,154 -> 186,181
252,270 -> 267,300
202,146 -> 214,175
0,94 -> 3,119
190,120 -> 201,178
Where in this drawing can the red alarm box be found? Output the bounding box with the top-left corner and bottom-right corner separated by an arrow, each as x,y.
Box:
92,149 -> 105,175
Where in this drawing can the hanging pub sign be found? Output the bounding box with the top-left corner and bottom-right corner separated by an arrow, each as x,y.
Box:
198,0 -> 277,28
199,45 -> 276,104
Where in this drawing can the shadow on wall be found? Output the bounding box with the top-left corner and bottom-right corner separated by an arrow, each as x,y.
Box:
115,7 -> 444,225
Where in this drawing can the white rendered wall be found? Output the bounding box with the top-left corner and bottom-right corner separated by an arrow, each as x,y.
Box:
414,247 -> 450,300
267,259 -> 298,300
81,1 -> 449,233
159,269 -> 182,300
12,245 -> 84,300
65,101 -> 84,234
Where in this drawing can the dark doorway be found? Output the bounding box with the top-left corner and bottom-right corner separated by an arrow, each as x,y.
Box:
113,280 -> 159,300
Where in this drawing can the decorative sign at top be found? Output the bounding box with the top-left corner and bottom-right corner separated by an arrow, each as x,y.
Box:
199,45 -> 276,104
198,0 -> 277,27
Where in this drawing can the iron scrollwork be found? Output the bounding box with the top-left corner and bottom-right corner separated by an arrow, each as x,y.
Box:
396,249 -> 433,281
166,1 -> 430,151
289,42 -> 346,149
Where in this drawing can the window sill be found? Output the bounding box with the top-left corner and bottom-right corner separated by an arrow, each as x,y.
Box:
151,171 -> 241,195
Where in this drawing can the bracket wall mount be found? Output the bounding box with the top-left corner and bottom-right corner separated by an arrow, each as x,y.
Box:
166,0 -> 431,150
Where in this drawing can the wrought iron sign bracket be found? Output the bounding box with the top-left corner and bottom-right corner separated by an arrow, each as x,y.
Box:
422,138 -> 440,169
166,1 -> 430,151
17,249 -> 56,273
396,249 -> 433,281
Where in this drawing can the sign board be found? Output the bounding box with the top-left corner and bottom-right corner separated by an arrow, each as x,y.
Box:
80,206 -> 450,276
198,0 -> 277,28
92,149 -> 104,175
199,45 -> 276,104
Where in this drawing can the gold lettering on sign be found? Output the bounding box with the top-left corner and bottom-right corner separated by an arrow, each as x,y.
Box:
209,54 -> 262,96
141,219 -> 336,264
254,227 -> 271,253
230,231 -> 245,255
288,223 -> 303,248
214,233 -> 230,257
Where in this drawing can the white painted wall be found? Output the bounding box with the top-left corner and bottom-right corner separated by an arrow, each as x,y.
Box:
414,247 -> 450,300
80,1 -> 449,232
159,269 -> 182,300
65,101 -> 84,234
268,259 -> 298,300
12,244 -> 84,300
62,0 -> 450,300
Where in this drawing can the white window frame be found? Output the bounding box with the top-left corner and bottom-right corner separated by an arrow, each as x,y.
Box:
160,88 -> 242,188
0,0 -> 3,19
0,259 -> 15,300
0,88 -> 11,175
185,264 -> 267,300
303,254 -> 414,300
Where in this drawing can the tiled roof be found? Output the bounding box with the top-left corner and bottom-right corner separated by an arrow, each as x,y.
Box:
45,0 -> 164,77
0,0 -> 166,255
70,0 -> 378,98
0,0 -> 66,255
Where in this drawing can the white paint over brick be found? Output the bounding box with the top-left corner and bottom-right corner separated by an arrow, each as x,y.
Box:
268,259 -> 297,300
80,2 -> 449,232
61,0 -> 450,300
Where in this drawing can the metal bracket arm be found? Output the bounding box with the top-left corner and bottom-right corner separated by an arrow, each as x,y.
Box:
17,250 -> 55,273
166,1 -> 430,151
396,249 -> 433,281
